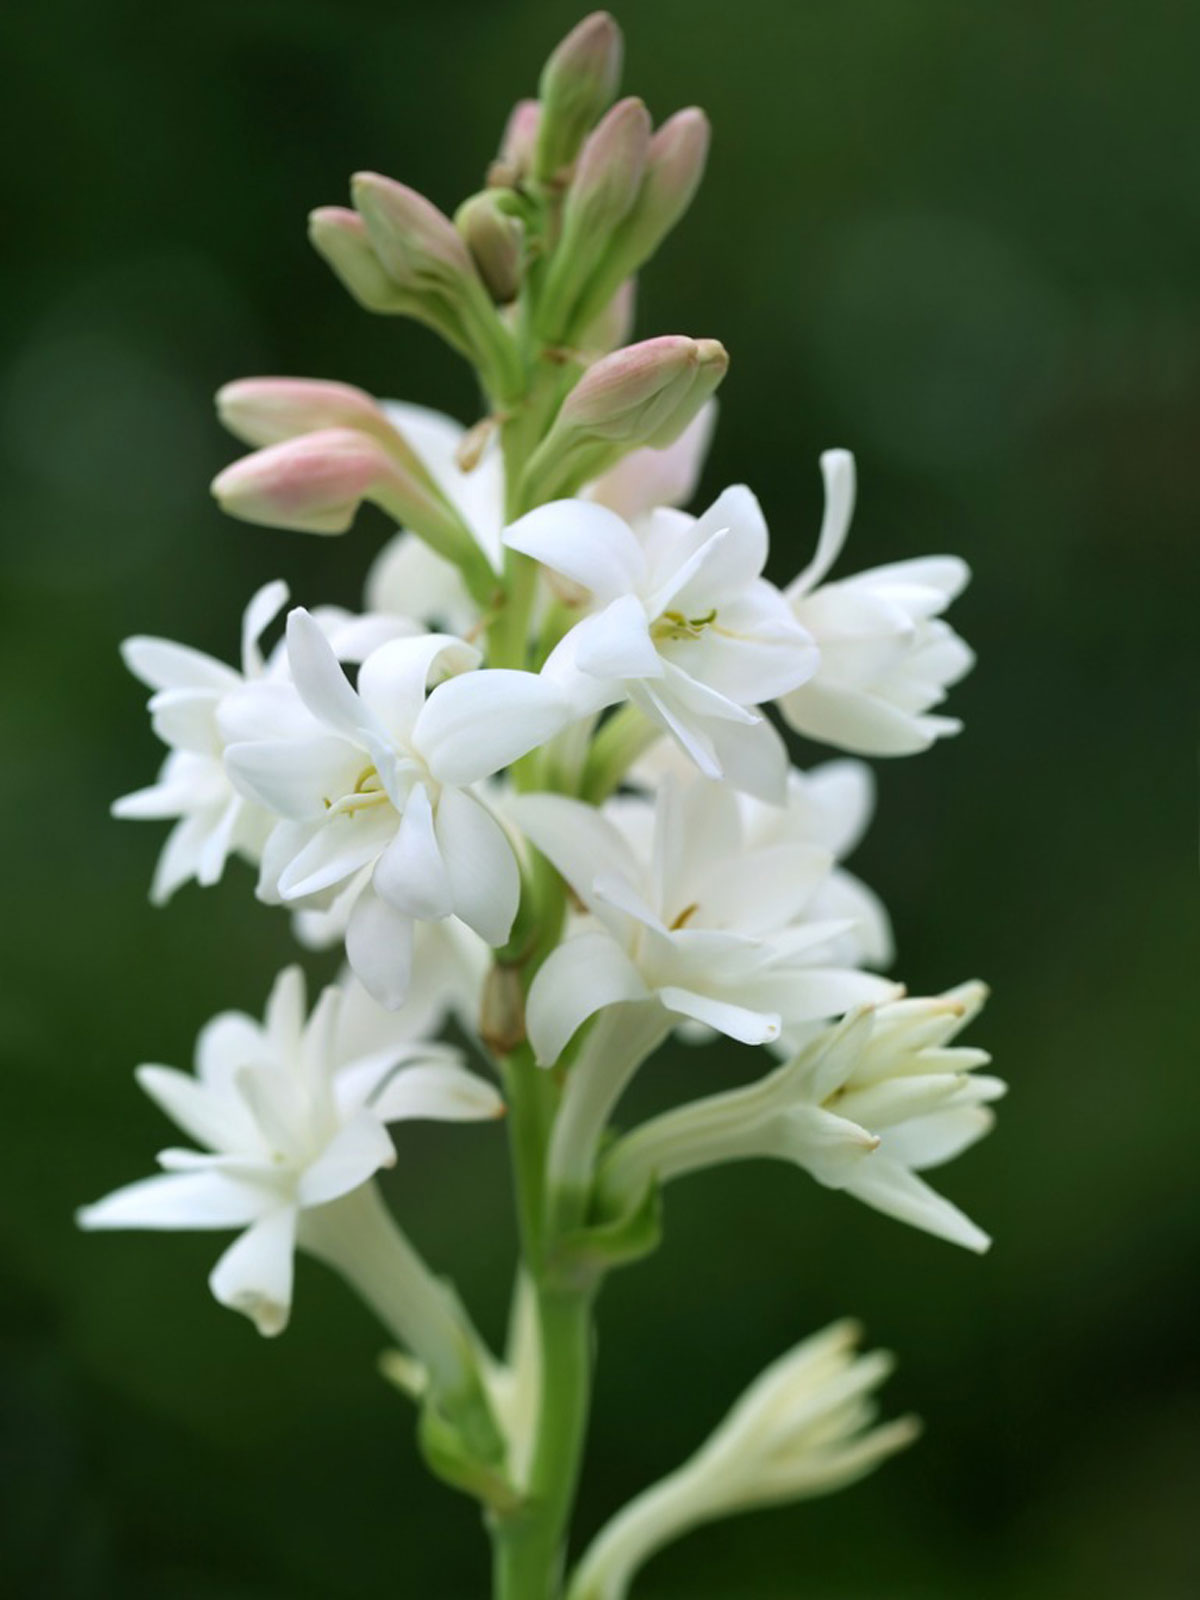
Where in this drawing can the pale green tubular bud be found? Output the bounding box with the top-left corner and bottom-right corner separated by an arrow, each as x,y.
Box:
521,334 -> 729,500
577,277 -> 637,358
308,206 -> 476,360
536,97 -> 651,341
567,107 -> 711,343
533,10 -> 624,185
456,192 -> 525,305
351,174 -> 524,400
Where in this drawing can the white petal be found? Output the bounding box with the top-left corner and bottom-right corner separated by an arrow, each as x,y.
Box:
844,1156 -> 991,1253
78,1170 -> 267,1230
417,670 -> 568,786
658,985 -> 781,1045
508,793 -> 642,909
671,484 -> 769,606
883,1106 -> 996,1171
345,887 -> 415,1010
504,501 -> 647,604
370,1061 -> 505,1123
286,608 -> 369,739
208,1208 -> 297,1335
434,787 -> 520,946
121,636 -> 239,694
225,734 -> 361,820
788,449 -> 856,598
373,783 -> 454,921
240,580 -> 290,676
357,631 -> 480,745
569,595 -> 663,682
264,966 -> 308,1059
276,806 -> 398,901
780,681 -> 939,757
706,715 -> 790,803
135,1065 -> 248,1153
525,933 -> 650,1064
296,1112 -> 395,1207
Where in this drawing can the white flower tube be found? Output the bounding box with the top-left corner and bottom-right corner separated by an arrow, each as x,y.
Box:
568,1320 -> 919,1600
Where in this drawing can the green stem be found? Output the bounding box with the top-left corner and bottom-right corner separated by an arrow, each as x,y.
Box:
493,1283 -> 595,1600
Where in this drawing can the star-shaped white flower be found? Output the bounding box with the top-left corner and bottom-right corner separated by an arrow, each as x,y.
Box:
780,451 -> 974,755
504,485 -> 817,800
223,610 -> 567,1006
78,966 -> 504,1335
114,582 -> 418,903
510,776 -> 894,1064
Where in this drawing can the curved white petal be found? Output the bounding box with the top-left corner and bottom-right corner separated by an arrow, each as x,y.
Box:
78,1170 -> 268,1230
372,783 -> 454,922
286,608 -> 370,740
357,631 -> 480,745
240,580 -> 291,676
508,793 -> 642,909
370,1061 -> 505,1124
658,985 -> 781,1045
525,932 -> 651,1065
208,1207 -> 297,1335
504,501 -> 647,604
788,449 -> 856,598
434,787 -> 520,946
568,595 -> 663,682
843,1156 -> 990,1253
345,887 -> 416,1010
417,670 -> 568,786
121,637 -> 239,694
296,1111 -> 395,1207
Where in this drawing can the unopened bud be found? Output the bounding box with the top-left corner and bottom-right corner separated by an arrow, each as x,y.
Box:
522,335 -> 729,500
642,337 -> 728,448
566,108 -> 711,341
534,11 -> 624,183
352,174 -> 476,294
309,206 -> 412,315
456,192 -> 525,304
489,99 -> 541,187
216,377 -> 399,450
211,429 -> 489,596
350,174 -> 523,402
537,97 -> 651,339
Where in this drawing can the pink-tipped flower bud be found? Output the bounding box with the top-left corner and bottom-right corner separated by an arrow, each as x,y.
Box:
216,378 -> 399,450
212,429 -> 403,535
537,97 -> 651,339
534,11 -> 624,183
523,335 -> 729,500
209,427 -> 489,587
558,334 -> 701,442
456,192 -> 525,305
566,108 -> 712,342
490,99 -> 541,187
308,206 -> 412,314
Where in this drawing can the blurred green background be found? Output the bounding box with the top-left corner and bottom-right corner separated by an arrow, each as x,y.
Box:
2,1 -> 1197,1595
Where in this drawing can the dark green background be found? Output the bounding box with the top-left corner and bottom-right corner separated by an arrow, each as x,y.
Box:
2,1 -> 1197,1595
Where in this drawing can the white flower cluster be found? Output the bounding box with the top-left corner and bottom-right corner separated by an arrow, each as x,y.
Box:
85,15 -> 999,1593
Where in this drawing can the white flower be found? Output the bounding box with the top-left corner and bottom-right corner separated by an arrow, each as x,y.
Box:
112,581 -> 288,902
222,610 -> 567,1007
78,966 -> 504,1335
114,583 -> 418,903
780,450 -> 974,755
568,1319 -> 918,1600
505,486 -> 816,801
510,777 -> 894,1064
601,983 -> 1001,1253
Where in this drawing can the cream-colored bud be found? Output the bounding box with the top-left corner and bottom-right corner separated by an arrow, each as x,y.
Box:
308,207 -> 411,314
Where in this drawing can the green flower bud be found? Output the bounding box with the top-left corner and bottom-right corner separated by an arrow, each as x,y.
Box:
456,192 -> 525,305
534,11 -> 624,184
